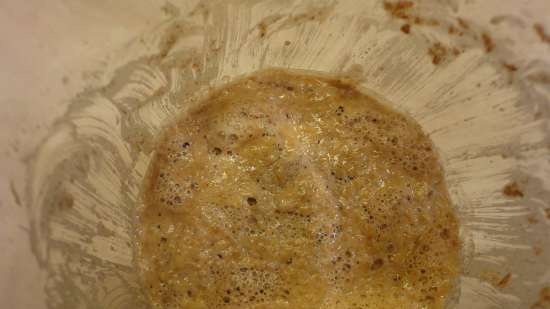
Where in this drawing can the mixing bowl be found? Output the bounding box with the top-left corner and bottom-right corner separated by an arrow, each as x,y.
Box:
1,0 -> 549,308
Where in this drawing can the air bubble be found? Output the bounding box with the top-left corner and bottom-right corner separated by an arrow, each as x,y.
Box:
246,197 -> 257,206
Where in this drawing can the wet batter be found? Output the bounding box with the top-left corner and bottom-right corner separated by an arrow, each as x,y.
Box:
139,69 -> 460,309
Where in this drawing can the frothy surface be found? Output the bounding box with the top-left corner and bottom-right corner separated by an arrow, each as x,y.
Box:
139,69 -> 460,309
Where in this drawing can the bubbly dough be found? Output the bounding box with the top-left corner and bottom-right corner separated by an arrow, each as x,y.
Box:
139,69 -> 460,309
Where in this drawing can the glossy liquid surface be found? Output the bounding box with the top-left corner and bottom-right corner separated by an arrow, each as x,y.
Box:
140,69 -> 460,309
